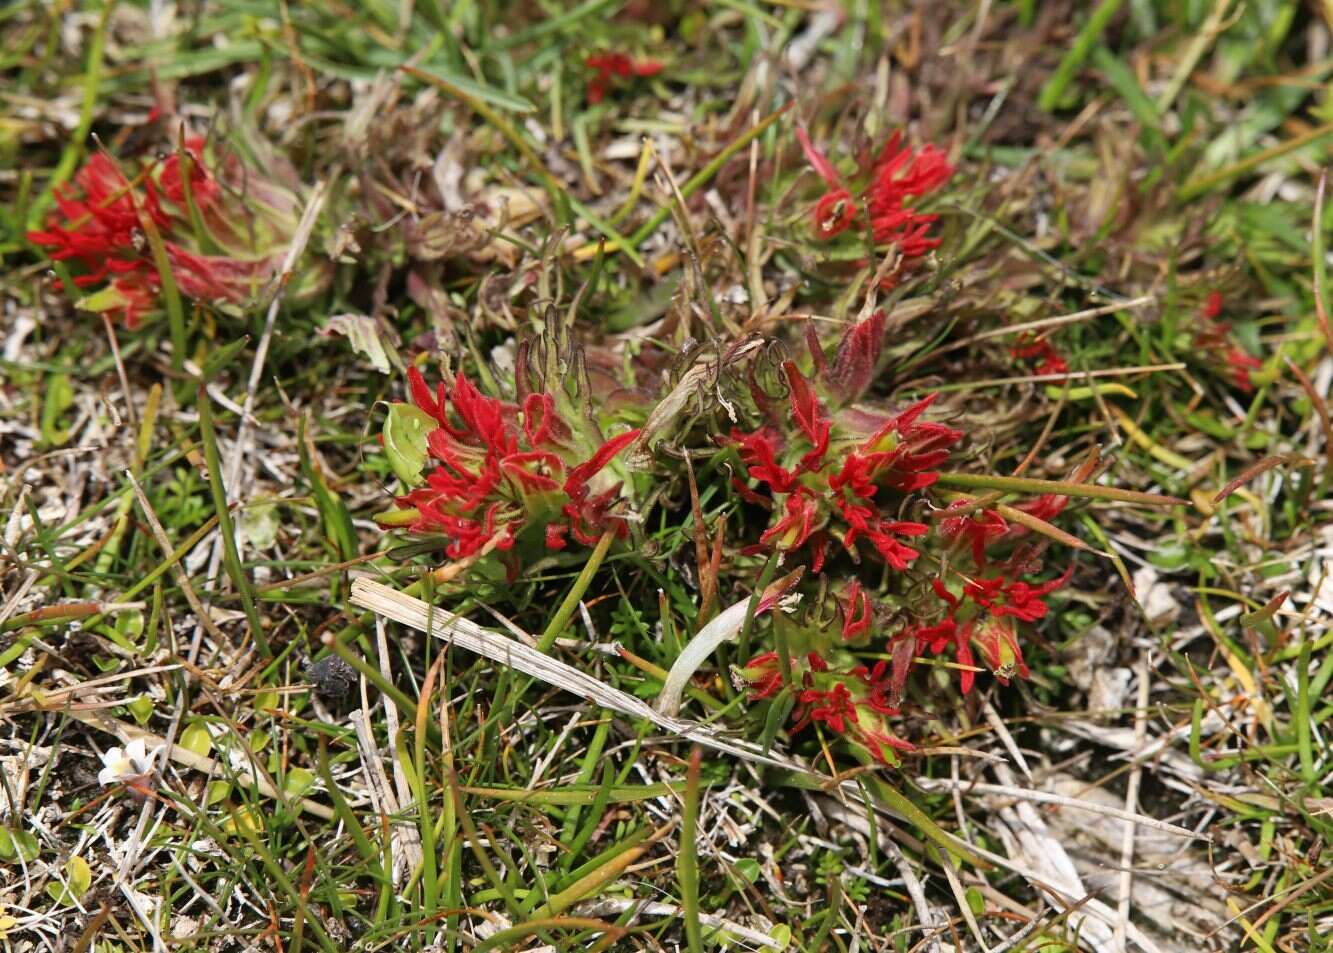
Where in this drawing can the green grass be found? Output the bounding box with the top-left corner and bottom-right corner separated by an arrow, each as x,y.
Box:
2,1 -> 1332,951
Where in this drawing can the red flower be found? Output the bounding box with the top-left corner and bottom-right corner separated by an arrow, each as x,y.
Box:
395,368 -> 639,558
1227,346 -> 1261,392
800,682 -> 858,734
1195,289 -> 1261,391
27,139 -> 292,327
838,500 -> 927,569
760,489 -> 820,553
940,502 -> 1008,565
971,618 -> 1030,685
1009,334 -> 1069,377
732,365 -> 960,573
962,566 -> 1073,622
585,52 -> 663,104
840,580 -> 872,641
832,393 -> 963,496
797,128 -> 857,239
795,127 -> 953,265
741,652 -> 785,700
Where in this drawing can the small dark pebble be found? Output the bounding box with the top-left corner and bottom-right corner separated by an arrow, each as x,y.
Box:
303,655 -> 357,698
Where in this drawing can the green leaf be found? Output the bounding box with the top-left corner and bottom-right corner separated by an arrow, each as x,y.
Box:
179,721 -> 213,758
39,372 -> 74,447
283,767 -> 316,798
201,336 -> 252,379
965,885 -> 985,916
0,827 -> 38,863
298,414 -> 359,561
75,283 -> 136,315
253,689 -> 279,712
383,402 -> 436,487
47,856 -> 92,906
239,500 -> 281,551
127,694 -> 154,726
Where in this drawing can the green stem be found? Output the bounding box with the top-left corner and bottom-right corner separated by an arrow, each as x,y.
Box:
935,471 -> 1187,506
679,747 -> 704,953
537,529 -> 616,652
198,387 -> 269,655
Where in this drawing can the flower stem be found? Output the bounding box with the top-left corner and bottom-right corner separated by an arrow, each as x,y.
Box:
538,528 -> 616,652
197,387 -> 269,656
679,746 -> 704,953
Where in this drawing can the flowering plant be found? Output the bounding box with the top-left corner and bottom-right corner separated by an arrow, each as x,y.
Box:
796,127 -> 954,287
28,133 -> 320,327
727,314 -> 1073,762
584,52 -> 663,104
1194,291 -> 1262,392
378,364 -> 641,572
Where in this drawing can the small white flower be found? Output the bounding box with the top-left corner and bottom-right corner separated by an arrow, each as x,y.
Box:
97,737 -> 162,787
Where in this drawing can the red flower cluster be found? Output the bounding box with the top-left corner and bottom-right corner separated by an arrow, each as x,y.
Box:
391,368 -> 641,560
584,52 -> 663,104
1009,333 -> 1069,377
796,127 -> 954,283
28,141 -> 271,327
726,321 -> 1075,762
730,360 -> 962,573
742,650 -> 915,760
1194,291 -> 1261,392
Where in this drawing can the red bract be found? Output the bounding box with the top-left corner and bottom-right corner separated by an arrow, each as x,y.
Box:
1194,290 -> 1261,392
730,364 -> 959,573
585,52 -> 663,104
730,426 -> 797,493
826,310 -> 886,404
940,502 -> 1008,566
840,580 -> 872,641
1009,334 -> 1069,376
393,368 -> 640,561
28,138 -> 295,327
864,131 -> 954,282
1012,493 -> 1067,524
962,567 -> 1072,622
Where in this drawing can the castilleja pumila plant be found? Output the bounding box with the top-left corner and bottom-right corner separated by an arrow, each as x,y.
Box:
796,127 -> 954,287
1194,290 -> 1263,392
28,134 -> 317,327
584,51 -> 664,104
377,363 -> 642,572
728,313 -> 1073,763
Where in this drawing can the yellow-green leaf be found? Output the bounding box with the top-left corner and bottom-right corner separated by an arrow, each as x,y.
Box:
179,722 -> 212,757
46,856 -> 91,905
383,402 -> 436,486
